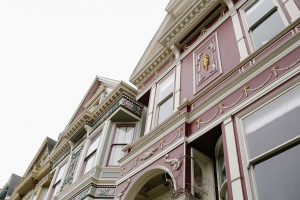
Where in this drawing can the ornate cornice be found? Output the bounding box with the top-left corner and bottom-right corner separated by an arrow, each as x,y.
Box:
158,0 -> 220,47
50,82 -> 138,162
130,0 -> 224,87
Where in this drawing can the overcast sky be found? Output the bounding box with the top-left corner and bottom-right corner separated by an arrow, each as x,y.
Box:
0,0 -> 170,187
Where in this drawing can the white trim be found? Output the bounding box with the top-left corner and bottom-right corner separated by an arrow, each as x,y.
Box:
283,0 -> 300,22
235,80 -> 300,200
240,0 -> 290,52
231,10 -> 249,61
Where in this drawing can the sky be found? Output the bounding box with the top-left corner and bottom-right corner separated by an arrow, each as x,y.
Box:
0,0 -> 170,187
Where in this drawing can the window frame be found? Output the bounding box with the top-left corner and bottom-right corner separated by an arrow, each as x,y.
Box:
80,131 -> 101,176
240,0 -> 289,52
235,83 -> 300,200
47,161 -> 68,200
154,72 -> 175,126
106,123 -> 136,167
215,137 -> 228,200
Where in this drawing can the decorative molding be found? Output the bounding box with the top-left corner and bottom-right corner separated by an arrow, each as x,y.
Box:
194,58 -> 300,129
91,95 -> 143,133
120,159 -> 138,176
164,154 -> 182,171
69,186 -> 90,200
193,32 -> 222,95
61,147 -> 83,190
73,134 -> 86,149
160,127 -> 183,150
95,188 -> 115,197
139,148 -> 158,161
116,179 -> 130,200
53,148 -> 71,168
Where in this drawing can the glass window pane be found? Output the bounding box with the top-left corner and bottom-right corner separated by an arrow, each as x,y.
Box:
159,74 -> 174,101
246,0 -> 274,26
87,134 -> 100,156
253,144 -> 300,200
108,145 -> 125,165
40,187 -> 49,200
83,154 -> 95,174
114,127 -> 126,143
217,144 -> 226,186
157,96 -> 173,124
252,11 -> 285,49
55,163 -> 67,184
242,85 -> 300,159
124,126 -> 134,143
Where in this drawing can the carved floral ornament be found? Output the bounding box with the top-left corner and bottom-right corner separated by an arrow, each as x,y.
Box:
116,179 -> 130,200
120,127 -> 183,176
164,154 -> 182,171
195,58 -> 300,129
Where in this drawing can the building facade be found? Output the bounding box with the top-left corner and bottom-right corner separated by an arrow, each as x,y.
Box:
115,0 -> 300,199
10,137 -> 56,200
10,0 -> 300,199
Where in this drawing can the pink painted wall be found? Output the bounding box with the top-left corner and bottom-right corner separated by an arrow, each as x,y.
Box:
180,17 -> 240,104
116,144 -> 185,199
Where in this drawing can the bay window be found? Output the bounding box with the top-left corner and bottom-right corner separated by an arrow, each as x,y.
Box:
82,133 -> 101,175
108,125 -> 135,166
156,73 -> 174,125
240,84 -> 300,199
243,0 -> 287,49
49,163 -> 67,199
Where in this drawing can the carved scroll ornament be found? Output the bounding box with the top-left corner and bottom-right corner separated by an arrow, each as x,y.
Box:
164,154 -> 182,171
116,179 -> 130,200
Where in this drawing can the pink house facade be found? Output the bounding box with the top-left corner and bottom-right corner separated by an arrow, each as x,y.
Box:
116,0 -> 300,199
11,0 -> 300,200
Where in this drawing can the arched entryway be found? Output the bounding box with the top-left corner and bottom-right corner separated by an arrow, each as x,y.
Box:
123,166 -> 175,200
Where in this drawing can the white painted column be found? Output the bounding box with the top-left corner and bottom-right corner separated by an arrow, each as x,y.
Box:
174,61 -> 181,112
231,10 -> 249,61
145,85 -> 157,134
223,117 -> 244,200
282,0 -> 300,22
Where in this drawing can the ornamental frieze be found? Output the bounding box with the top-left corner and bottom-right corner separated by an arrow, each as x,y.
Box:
193,32 -> 222,94
69,186 -> 90,200
92,95 -> 143,132
53,148 -> 71,168
61,147 -> 83,190
194,57 -> 300,129
95,188 -> 115,197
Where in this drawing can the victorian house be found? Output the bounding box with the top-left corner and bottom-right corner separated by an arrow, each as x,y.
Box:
10,137 -> 56,200
39,76 -> 145,200
115,0 -> 300,199
0,174 -> 22,200
10,0 -> 300,199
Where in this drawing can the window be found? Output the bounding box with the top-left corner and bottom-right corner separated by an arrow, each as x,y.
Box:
240,85 -> 300,200
156,73 -> 174,125
108,125 -> 135,166
40,187 -> 49,200
244,0 -> 286,49
49,163 -> 67,199
215,138 -> 228,200
30,193 -> 37,200
82,133 -> 101,175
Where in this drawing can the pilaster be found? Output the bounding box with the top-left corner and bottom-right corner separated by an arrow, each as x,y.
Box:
231,10 -> 249,61
223,117 -> 244,200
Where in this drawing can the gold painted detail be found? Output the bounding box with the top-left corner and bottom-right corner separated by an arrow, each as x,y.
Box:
270,66 -> 279,72
160,139 -> 165,144
242,86 -> 249,92
203,54 -> 209,71
218,103 -> 224,108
